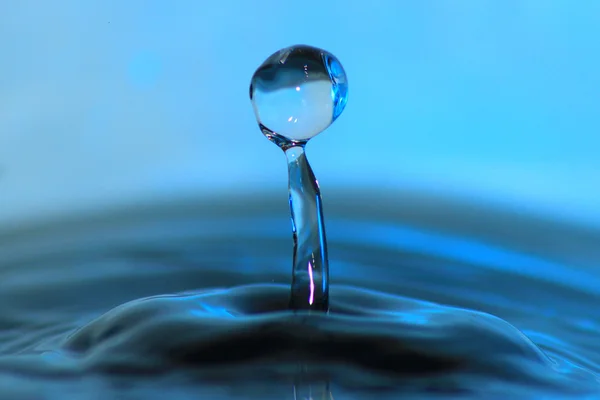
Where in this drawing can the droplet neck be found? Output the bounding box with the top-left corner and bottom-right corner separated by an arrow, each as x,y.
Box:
259,124 -> 307,151
285,145 -> 329,311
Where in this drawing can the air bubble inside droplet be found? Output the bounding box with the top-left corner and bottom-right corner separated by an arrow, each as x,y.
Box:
250,45 -> 348,144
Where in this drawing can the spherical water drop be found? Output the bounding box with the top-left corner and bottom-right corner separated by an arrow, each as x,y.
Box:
250,45 -> 348,146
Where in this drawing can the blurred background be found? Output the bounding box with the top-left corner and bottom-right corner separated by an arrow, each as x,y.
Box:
1,1 -> 599,228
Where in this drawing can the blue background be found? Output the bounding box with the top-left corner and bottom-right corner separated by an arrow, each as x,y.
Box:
1,1 -> 599,226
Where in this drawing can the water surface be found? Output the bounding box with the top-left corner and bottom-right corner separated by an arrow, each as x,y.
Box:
1,190 -> 599,399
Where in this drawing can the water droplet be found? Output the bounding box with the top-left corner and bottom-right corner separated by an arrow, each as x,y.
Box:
250,44 -> 348,147
249,45 -> 349,311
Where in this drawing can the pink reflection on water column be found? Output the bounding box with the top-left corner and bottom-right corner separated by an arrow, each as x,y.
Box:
308,261 -> 315,306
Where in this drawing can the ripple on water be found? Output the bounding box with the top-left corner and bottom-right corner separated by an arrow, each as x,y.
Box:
0,193 -> 599,398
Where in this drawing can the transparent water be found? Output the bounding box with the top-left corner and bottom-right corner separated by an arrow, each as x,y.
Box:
250,44 -> 349,311
250,44 -> 348,144
1,191 -> 599,399
284,145 -> 329,311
